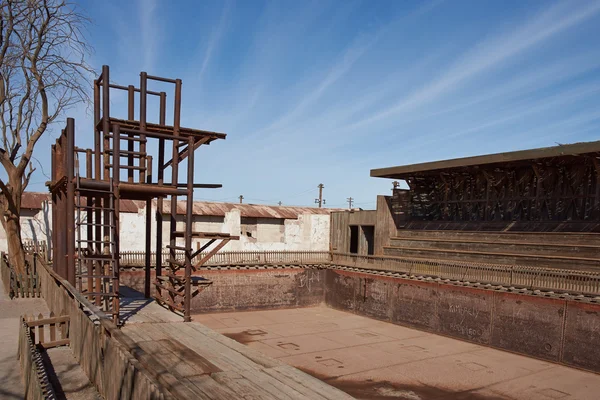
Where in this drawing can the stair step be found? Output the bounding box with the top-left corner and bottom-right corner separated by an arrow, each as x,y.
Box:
166,245 -> 189,251
154,294 -> 184,312
77,275 -> 117,279
395,230 -> 600,245
166,258 -> 185,267
383,246 -> 600,271
389,237 -> 600,258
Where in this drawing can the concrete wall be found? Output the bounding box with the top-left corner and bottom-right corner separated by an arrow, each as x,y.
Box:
325,268 -> 600,374
120,268 -> 326,313
0,203 -> 331,253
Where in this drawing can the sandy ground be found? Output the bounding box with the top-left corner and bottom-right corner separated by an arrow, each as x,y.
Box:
196,306 -> 600,400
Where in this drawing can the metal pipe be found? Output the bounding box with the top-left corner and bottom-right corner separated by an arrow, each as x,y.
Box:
66,118 -> 76,286
100,82 -> 162,97
155,91 -> 166,284
184,135 -> 194,322
147,74 -> 177,84
127,85 -> 135,183
112,123 -> 121,323
139,72 -> 147,183
145,155 -> 153,298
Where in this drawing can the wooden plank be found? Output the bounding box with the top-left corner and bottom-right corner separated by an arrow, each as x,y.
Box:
167,323 -> 261,372
38,317 -> 45,344
238,368 -> 302,400
211,371 -> 280,400
184,374 -> 243,400
49,311 -> 56,342
188,322 -> 282,369
26,315 -> 70,327
43,338 -> 71,349
267,365 -> 354,400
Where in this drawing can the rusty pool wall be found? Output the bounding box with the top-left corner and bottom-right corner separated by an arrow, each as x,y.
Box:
120,267 -> 327,312
119,266 -> 600,374
326,268 -> 600,374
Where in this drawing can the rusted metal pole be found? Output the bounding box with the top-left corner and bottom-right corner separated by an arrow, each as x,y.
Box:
127,85 -> 135,183
66,118 -> 76,286
155,92 -> 166,284
184,136 -> 194,322
86,149 -> 94,297
139,72 -> 147,184
102,66 -> 111,272
169,79 -> 182,315
145,155 -> 153,298
112,123 -> 121,323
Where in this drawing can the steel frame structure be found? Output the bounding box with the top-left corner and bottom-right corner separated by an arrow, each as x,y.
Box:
49,65 -> 237,322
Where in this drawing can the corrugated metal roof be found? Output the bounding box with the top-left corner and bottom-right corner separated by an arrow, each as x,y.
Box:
22,193 -> 50,209
157,200 -> 339,219
21,192 -> 144,213
21,192 -> 339,218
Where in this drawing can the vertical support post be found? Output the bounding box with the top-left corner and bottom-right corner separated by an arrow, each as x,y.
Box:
112,123 -> 121,322
127,85 -> 135,183
145,155 -> 153,298
102,66 -> 111,269
66,118 -> 76,286
86,149 -> 94,297
169,79 -> 182,315
139,72 -> 147,183
155,92 -> 166,285
93,79 -> 102,302
184,136 -> 194,322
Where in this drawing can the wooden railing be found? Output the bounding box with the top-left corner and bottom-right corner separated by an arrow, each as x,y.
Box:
24,312 -> 70,349
331,252 -> 600,296
23,240 -> 49,263
1,252 -> 41,298
120,250 -> 331,267
36,253 -> 169,399
18,316 -> 57,400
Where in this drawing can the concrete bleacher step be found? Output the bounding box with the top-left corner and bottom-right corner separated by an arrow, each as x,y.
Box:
395,230 -> 600,246
389,237 -> 600,259
383,245 -> 600,271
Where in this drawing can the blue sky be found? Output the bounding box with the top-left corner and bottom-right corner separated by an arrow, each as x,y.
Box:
26,0 -> 600,209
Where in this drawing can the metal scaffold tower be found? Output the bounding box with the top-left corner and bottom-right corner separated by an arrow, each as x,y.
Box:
48,65 -> 238,322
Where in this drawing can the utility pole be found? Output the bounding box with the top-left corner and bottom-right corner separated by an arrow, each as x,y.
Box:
278,201 -> 282,206
347,197 -> 354,210
315,183 -> 325,208
239,195 -> 244,204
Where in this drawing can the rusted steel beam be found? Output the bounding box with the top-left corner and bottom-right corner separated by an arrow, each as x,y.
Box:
66,118 -> 76,286
156,92 -> 166,284
127,85 -> 135,183
184,135 -> 195,322
99,82 -> 162,97
163,136 -> 210,169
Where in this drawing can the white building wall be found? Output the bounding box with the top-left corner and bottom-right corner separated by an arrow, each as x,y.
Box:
0,203 -> 331,253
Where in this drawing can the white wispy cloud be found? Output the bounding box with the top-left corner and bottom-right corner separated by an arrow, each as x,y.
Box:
343,0 -> 600,131
138,0 -> 160,72
198,1 -> 232,87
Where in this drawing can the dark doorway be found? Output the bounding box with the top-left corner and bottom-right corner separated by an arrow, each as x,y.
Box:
362,225 -> 375,255
349,225 -> 359,254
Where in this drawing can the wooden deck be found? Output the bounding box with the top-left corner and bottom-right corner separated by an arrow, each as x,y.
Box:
120,288 -> 352,399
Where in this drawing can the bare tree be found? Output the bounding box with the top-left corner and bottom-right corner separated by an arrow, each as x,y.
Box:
0,0 -> 92,274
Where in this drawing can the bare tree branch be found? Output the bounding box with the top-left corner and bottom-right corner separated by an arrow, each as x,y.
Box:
0,0 -> 92,273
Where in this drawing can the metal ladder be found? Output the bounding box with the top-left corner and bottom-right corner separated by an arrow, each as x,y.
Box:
74,154 -> 120,320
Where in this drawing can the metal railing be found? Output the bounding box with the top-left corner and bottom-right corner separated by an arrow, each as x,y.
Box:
331,252 -> 600,296
120,250 -> 331,267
